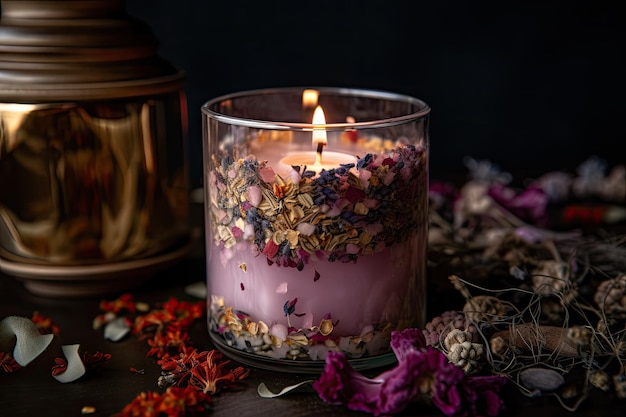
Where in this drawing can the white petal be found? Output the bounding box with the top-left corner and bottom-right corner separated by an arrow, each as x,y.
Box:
184,281 -> 208,299
257,380 -> 314,398
53,344 -> 86,383
0,316 -> 54,366
104,317 -> 131,342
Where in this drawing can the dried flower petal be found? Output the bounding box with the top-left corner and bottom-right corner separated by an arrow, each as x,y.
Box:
52,344 -> 86,383
82,351 -> 112,370
189,350 -> 250,394
104,317 -> 132,342
51,357 -> 67,376
313,328 -> 506,417
30,311 -> 60,336
184,281 -> 208,299
257,380 -> 315,398
100,293 -> 136,314
0,351 -> 21,373
0,316 -> 54,366
112,386 -> 211,417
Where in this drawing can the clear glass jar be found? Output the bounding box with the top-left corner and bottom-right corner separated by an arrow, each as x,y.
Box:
202,87 -> 430,372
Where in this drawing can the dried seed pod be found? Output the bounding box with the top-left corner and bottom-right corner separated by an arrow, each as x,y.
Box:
594,274 -> 626,318
561,384 -> 578,399
446,341 -> 485,374
443,329 -> 473,351
490,336 -> 508,357
589,370 -> 611,392
566,325 -> 593,346
422,310 -> 479,349
462,295 -> 505,323
531,260 -> 577,302
245,322 -> 259,336
319,319 -> 334,336
257,320 -> 269,335
490,324 -> 579,358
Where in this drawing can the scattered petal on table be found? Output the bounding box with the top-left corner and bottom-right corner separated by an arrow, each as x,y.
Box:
184,281 -> 208,299
0,316 -> 54,366
104,316 -> 131,342
257,380 -> 315,398
53,344 -> 86,383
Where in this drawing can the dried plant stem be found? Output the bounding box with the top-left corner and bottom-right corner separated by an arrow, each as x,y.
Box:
491,323 -> 579,358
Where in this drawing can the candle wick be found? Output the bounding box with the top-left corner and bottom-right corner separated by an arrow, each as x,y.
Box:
315,142 -> 325,165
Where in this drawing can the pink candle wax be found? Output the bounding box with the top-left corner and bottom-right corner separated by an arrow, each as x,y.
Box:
208,234 -> 423,337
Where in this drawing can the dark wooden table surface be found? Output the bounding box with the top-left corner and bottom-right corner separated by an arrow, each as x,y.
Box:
1,247 -> 625,416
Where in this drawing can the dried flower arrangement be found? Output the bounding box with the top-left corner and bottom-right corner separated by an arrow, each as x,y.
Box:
102,155 -> 625,417
420,156 -> 626,412
207,144 -> 426,268
2,155 -> 623,417
92,293 -> 250,416
261,156 -> 625,416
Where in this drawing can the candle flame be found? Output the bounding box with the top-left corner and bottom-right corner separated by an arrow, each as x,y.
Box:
312,105 -> 327,146
302,89 -> 319,109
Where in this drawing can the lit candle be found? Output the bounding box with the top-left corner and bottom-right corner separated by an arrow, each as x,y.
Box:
278,105 -> 356,174
203,87 -> 430,369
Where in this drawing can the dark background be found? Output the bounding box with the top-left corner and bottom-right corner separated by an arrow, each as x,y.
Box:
125,0 -> 625,186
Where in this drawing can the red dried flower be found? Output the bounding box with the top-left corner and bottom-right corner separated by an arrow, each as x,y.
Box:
189,350 -> 250,395
50,350 -> 111,377
160,297 -> 205,328
262,240 -> 280,258
146,325 -> 191,358
129,367 -> 144,375
159,386 -> 212,416
113,387 -> 211,417
31,311 -> 60,336
0,351 -> 21,373
82,351 -> 112,370
134,309 -> 174,335
100,293 -> 137,315
98,295 -> 219,414
51,357 -> 68,376
158,347 -> 208,388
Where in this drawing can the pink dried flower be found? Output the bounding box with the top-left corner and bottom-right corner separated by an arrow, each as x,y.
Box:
313,328 -> 507,417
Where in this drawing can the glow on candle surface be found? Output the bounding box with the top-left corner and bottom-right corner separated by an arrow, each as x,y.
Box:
277,105 -> 356,174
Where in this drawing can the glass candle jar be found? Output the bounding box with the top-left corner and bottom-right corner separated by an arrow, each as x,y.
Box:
202,87 -> 429,372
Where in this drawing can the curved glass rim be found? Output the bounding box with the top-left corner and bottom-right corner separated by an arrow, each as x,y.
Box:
201,86 -> 431,131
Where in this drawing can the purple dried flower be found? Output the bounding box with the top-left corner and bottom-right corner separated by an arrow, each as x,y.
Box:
313,328 -> 507,417
488,183 -> 549,225
283,298 -> 298,316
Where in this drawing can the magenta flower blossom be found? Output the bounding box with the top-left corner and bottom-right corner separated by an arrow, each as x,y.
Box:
313,328 -> 506,417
